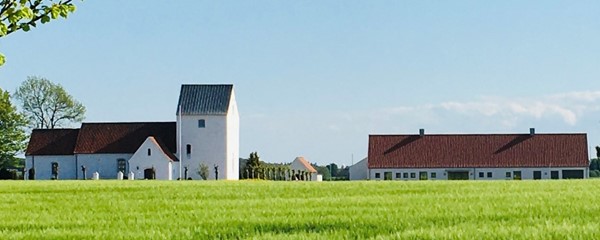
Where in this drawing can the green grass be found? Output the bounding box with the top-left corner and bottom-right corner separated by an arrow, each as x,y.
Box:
1,180 -> 600,239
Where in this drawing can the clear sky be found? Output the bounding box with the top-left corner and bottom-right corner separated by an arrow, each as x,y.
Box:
1,1 -> 600,166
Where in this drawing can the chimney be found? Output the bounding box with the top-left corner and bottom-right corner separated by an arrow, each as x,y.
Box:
529,128 -> 535,136
419,128 -> 425,137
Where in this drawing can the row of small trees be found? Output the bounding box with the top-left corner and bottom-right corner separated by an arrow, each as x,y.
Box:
240,152 -> 312,181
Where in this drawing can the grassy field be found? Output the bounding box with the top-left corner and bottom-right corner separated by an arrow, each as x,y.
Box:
1,180 -> 600,239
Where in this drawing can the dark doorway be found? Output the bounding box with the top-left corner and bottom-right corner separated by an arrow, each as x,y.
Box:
533,171 -> 542,180
513,171 -> 522,180
562,170 -> 584,179
144,168 -> 156,180
383,172 -> 392,180
448,171 -> 469,180
419,171 -> 428,180
551,171 -> 559,179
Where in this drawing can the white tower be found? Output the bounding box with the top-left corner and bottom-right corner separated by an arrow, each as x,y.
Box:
176,84 -> 239,180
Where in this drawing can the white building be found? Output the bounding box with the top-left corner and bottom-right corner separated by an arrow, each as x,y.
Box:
349,157 -> 368,180
352,129 -> 589,181
25,84 -> 239,180
289,157 -> 320,181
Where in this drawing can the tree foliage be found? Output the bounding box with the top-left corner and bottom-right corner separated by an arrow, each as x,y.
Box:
198,163 -> 209,180
243,152 -> 262,179
0,0 -> 79,66
14,76 -> 85,129
0,87 -> 27,168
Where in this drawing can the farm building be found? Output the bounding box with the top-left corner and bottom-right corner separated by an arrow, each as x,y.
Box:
352,129 -> 589,180
25,84 -> 239,180
289,156 -> 321,181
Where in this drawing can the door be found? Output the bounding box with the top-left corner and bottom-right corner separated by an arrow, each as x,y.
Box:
419,171 -> 428,180
533,171 -> 542,180
144,168 -> 156,180
562,170 -> 584,179
384,172 -> 392,180
513,171 -> 522,180
550,171 -> 559,179
448,171 -> 469,180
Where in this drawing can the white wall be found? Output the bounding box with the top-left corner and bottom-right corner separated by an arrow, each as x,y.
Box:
349,157 -> 368,180
128,137 -> 174,180
178,114 -> 228,180
26,155 -> 76,180
369,167 -> 589,180
226,89 -> 240,180
77,153 -> 133,179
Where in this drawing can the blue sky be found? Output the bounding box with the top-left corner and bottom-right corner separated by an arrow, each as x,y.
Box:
1,1 -> 600,165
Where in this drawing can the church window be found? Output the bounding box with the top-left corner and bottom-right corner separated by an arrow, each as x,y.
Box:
117,159 -> 126,173
186,144 -> 192,154
198,119 -> 205,128
147,148 -> 151,156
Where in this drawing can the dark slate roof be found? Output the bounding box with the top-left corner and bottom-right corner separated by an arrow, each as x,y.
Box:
26,129 -> 80,155
368,133 -> 588,168
74,122 -> 176,154
176,84 -> 233,115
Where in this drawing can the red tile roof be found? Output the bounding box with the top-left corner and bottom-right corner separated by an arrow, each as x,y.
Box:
147,136 -> 179,162
293,157 -> 317,173
368,133 -> 588,168
74,122 -> 176,154
26,129 -> 80,155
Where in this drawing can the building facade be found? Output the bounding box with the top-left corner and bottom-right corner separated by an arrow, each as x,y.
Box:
358,129 -> 589,181
25,84 -> 239,180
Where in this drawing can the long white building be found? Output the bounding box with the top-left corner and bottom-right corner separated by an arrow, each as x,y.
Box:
25,84 -> 239,180
351,129 -> 589,180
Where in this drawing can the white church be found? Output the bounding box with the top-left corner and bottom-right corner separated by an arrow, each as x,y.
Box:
24,84 -> 240,180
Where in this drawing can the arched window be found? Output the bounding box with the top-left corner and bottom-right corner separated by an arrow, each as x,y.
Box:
147,148 -> 151,156
186,144 -> 192,155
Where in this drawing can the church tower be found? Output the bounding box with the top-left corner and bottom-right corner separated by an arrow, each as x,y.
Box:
176,84 -> 239,180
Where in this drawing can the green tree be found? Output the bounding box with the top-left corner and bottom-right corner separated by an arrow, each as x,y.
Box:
14,76 -> 85,129
0,0 -> 79,66
197,163 -> 209,180
244,152 -> 261,179
0,88 -> 27,168
327,163 -> 339,177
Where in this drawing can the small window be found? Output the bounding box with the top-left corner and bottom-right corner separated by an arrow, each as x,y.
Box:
186,144 -> 192,155
375,173 -> 381,178
395,173 -> 401,179
198,119 -> 206,128
410,172 -> 416,178
506,172 -> 511,178
479,172 -> 484,178
431,172 -> 436,178
147,148 -> 151,156
487,172 -> 492,178
403,172 -> 408,178
51,162 -> 59,179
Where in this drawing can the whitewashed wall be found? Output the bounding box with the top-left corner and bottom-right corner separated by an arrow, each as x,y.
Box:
178,114 -> 228,180
369,167 -> 588,180
225,90 -> 240,180
349,158 -> 368,180
77,153 -> 133,179
128,137 -> 174,180
26,155 -> 76,180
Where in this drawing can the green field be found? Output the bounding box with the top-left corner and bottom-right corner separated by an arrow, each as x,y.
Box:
1,180 -> 599,239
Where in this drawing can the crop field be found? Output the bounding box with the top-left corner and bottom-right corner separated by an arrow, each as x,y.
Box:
1,180 -> 600,239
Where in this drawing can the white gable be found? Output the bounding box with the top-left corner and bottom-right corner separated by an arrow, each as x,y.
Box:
129,136 -> 175,180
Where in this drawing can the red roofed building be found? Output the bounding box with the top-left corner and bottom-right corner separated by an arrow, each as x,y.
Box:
25,84 -> 240,180
363,129 -> 588,180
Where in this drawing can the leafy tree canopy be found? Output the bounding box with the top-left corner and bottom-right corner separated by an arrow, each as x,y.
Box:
0,0 -> 78,66
14,76 -> 85,129
0,87 -> 27,168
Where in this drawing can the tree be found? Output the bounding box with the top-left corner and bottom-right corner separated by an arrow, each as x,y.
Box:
327,163 -> 339,177
14,76 -> 85,129
0,87 -> 27,169
197,163 -> 209,180
243,152 -> 261,179
0,0 -> 79,66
